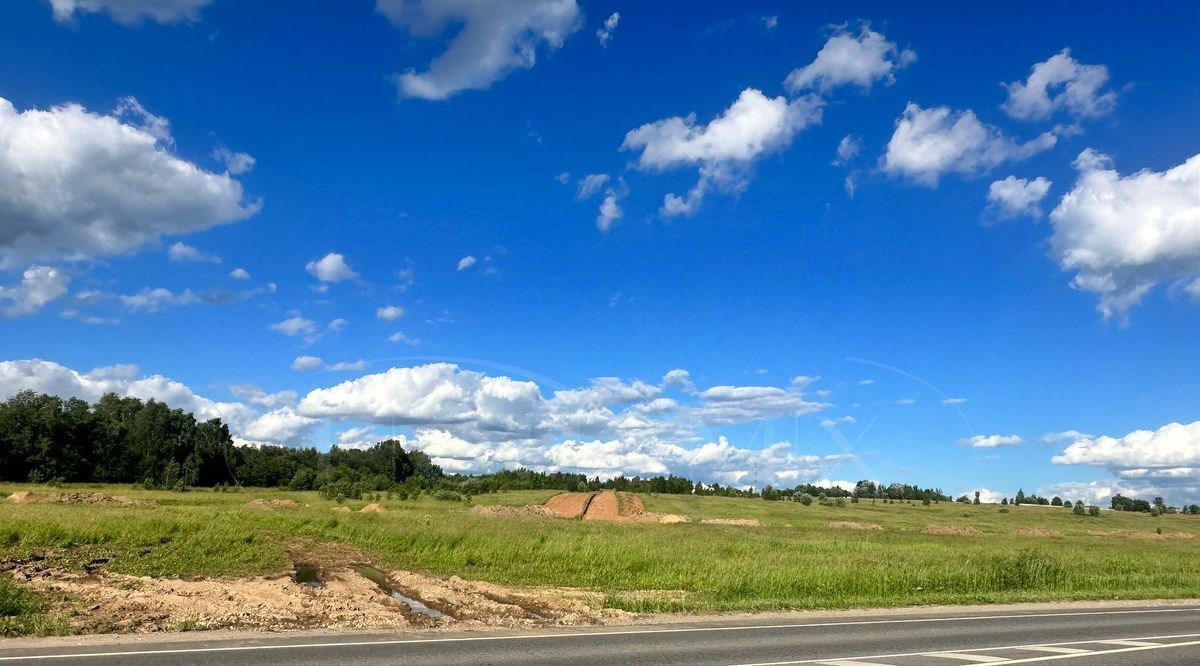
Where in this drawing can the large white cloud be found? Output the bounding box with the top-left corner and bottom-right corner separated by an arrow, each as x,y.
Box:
239,407 -> 321,448
1051,421 -> 1200,505
3,358 -> 850,486
0,97 -> 258,268
1052,421 -> 1200,469
1002,49 -> 1116,122
622,88 -> 823,216
0,266 -> 69,317
1048,150 -> 1200,320
48,0 -> 214,25
882,103 -> 1057,186
377,0 -> 582,100
784,25 -> 915,94
0,359 -> 254,429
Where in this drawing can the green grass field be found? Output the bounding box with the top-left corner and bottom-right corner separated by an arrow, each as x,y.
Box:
2,483 -> 1198,635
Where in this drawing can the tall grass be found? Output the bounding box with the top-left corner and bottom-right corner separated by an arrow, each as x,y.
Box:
1,483 -> 1198,625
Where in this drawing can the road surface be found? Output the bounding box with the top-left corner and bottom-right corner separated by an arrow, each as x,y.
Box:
2,603 -> 1198,665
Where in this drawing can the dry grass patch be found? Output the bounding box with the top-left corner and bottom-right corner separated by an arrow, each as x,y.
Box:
827,521 -> 883,531
922,525 -> 983,536
1014,528 -> 1064,537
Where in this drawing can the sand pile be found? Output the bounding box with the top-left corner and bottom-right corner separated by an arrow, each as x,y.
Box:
922,525 -> 983,536
701,518 -> 763,527
359,503 -> 386,513
476,491 -> 688,524
545,492 -> 593,519
827,521 -> 883,531
6,491 -> 42,503
246,499 -> 299,509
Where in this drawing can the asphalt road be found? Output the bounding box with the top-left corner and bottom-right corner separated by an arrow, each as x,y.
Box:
2,604 -> 1199,665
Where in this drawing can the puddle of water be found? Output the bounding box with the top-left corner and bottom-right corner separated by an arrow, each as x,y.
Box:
354,564 -> 444,619
292,565 -> 322,587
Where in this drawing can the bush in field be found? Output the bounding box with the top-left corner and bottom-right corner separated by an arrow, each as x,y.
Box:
1072,502 -> 1086,516
433,489 -> 462,501
1088,505 -> 1100,517
833,497 -> 847,508
795,492 -> 813,506
287,468 -> 315,491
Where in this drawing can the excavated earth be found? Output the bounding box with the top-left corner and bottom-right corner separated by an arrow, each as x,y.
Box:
476,491 -> 689,524
3,542 -> 629,634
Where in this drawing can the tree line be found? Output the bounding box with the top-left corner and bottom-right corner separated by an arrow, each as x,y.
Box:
3,390 -> 1192,512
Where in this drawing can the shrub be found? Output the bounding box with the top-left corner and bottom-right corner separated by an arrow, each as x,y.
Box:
433,489 -> 462,502
1088,505 -> 1100,517
833,497 -> 847,508
1073,502 -> 1087,516
795,493 -> 813,506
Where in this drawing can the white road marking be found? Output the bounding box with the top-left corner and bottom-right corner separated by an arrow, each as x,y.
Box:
1014,647 -> 1091,654
728,633 -> 1200,666
977,640 -> 1200,664
929,652 -> 1008,662
1096,639 -> 1160,646
819,661 -> 895,666
0,610 -> 1197,662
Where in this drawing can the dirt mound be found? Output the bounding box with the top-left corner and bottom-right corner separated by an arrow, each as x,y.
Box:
246,499 -> 299,509
470,504 -> 553,518
701,518 -> 763,527
582,491 -> 622,521
6,491 -> 43,503
476,491 -> 686,524
827,521 -> 883,531
922,525 -> 983,536
546,492 -> 593,519
53,492 -> 155,507
1015,528 -> 1064,537
360,503 -> 386,513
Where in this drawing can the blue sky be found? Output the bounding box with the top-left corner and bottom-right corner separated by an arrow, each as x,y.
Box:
1,1 -> 1197,503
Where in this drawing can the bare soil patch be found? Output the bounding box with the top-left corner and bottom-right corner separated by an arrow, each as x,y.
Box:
701,518 -> 763,527
246,499 -> 298,509
545,492 -> 593,519
1015,528 -> 1064,537
359,503 -> 386,514
827,521 -> 883,531
922,525 -> 983,536
582,490 -> 622,521
5,544 -> 627,634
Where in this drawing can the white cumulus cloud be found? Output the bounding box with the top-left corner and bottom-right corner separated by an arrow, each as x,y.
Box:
1002,49 -> 1117,122
1048,150 -> 1200,320
0,96 -> 257,268
622,88 -> 823,216
0,266 -> 70,317
960,434 -> 1023,448
377,0 -> 582,100
306,253 -> 358,283
987,175 -> 1052,219
784,25 -> 915,94
882,103 -> 1058,186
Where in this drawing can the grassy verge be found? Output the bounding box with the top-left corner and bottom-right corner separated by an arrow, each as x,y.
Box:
2,483 -> 1198,632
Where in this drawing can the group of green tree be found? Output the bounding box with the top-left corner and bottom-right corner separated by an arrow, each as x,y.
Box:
3,390 -> 1195,513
